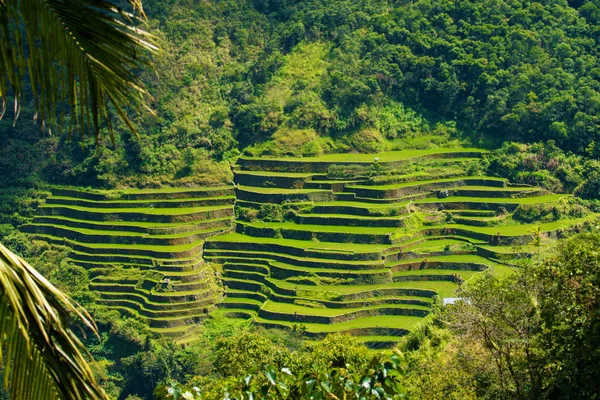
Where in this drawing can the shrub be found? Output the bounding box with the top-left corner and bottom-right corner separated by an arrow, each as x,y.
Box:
235,206 -> 258,222
258,204 -> 283,222
0,223 -> 15,239
513,198 -> 588,223
345,128 -> 386,153
327,164 -> 369,179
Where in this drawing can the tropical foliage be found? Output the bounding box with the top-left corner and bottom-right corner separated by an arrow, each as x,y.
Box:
0,0 -> 156,143
0,242 -> 106,399
2,1 -> 600,400
5,0 -> 600,192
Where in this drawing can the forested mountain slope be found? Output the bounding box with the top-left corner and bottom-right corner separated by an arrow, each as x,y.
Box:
2,1 -> 600,399
2,0 -> 600,190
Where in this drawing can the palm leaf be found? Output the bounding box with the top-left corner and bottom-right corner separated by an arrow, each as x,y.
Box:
0,0 -> 157,145
0,242 -> 107,400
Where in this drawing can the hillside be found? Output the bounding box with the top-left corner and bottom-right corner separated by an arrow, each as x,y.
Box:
2,0 -> 600,191
1,0 -> 600,399
19,147 -> 595,349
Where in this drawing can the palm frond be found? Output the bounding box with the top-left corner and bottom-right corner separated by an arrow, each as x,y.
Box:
0,242 -> 107,400
0,0 -> 157,145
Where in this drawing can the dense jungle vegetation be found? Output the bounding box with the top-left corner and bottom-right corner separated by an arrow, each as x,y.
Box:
2,0 -> 600,190
1,0 -> 600,399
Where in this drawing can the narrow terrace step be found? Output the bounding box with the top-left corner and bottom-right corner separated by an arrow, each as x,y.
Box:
254,290 -> 433,309
89,266 -> 210,282
387,255 -> 493,273
258,302 -> 429,325
92,276 -> 213,292
218,298 -> 264,311
445,210 -> 497,217
205,234 -> 386,261
22,223 -> 232,247
234,171 -> 314,189
207,252 -> 385,272
69,250 -> 204,269
392,269 -> 479,282
450,186 -> 543,198
103,304 -> 210,328
224,289 -> 269,303
89,282 -> 219,304
237,221 -> 397,245
29,233 -> 205,258
334,192 -> 427,204
304,180 -> 358,192
208,256 -> 391,283
100,299 -> 216,319
38,204 -> 234,223
97,291 -> 218,311
30,215 -> 233,235
236,149 -> 486,173
222,276 -> 440,303
452,215 -> 509,227
311,201 -> 412,216
414,194 -> 568,210
346,176 -> 507,199
46,195 -> 235,209
361,337 -> 401,349
51,186 -> 234,201
296,213 -> 407,228
236,186 -> 335,203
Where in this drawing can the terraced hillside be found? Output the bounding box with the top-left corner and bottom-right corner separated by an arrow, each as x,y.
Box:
21,186 -> 235,336
205,148 -> 596,348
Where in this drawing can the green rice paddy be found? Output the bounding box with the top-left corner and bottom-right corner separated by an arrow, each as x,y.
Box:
240,147 -> 487,163
21,147 -> 596,345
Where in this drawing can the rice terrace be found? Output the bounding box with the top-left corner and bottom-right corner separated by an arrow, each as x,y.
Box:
21,147 -> 595,348
3,0 -> 600,398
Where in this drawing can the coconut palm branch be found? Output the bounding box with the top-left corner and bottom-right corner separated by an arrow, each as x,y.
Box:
0,242 -> 107,400
0,0 -> 157,145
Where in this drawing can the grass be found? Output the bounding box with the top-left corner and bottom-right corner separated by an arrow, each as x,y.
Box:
40,204 -> 231,215
33,215 -> 231,228
236,186 -> 326,194
27,223 -> 227,240
298,213 -> 406,221
445,215 -> 597,236
415,194 -> 568,204
261,301 -> 429,316
52,185 -> 231,195
236,171 -> 315,178
213,251 -> 383,268
313,200 -> 411,210
49,195 -> 234,205
267,278 -> 458,298
241,147 -> 488,162
242,221 -> 398,235
350,176 -> 506,190
254,315 -> 425,332
31,233 -> 205,252
208,233 -> 391,252
404,238 -> 473,250
266,42 -> 330,107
